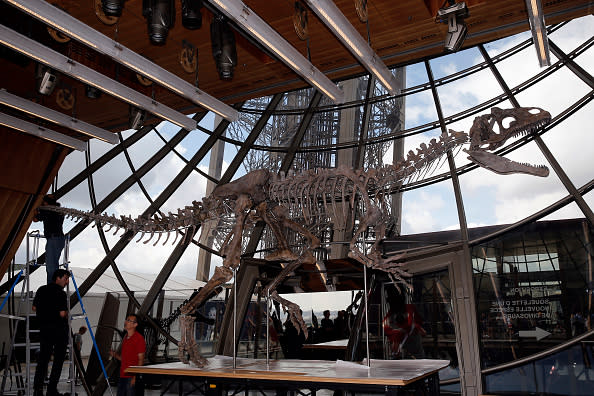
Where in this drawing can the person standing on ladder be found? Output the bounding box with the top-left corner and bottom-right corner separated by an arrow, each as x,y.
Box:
33,194 -> 65,284
110,314 -> 145,396
32,269 -> 70,396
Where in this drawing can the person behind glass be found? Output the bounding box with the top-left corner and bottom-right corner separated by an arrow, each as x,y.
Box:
110,314 -> 145,396
73,326 -> 87,385
320,310 -> 335,341
32,269 -> 70,396
34,194 -> 65,284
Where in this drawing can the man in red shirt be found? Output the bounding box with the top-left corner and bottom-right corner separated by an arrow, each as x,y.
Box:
110,314 -> 146,396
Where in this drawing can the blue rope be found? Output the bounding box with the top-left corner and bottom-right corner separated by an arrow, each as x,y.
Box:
69,271 -> 114,396
0,270 -> 23,312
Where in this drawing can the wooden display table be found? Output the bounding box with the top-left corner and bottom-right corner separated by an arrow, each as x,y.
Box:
127,357 -> 449,395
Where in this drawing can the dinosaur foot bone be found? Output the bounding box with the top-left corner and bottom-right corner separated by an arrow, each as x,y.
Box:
270,290 -> 309,338
178,315 -> 208,367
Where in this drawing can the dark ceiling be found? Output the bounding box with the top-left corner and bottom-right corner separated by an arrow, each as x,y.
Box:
0,0 -> 592,279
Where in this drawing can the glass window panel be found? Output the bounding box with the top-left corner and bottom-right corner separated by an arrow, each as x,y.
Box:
516,66 -> 590,118
482,31 -> 532,59
484,343 -> 594,395
538,100 -> 594,189
436,67 -> 504,118
124,127 -> 166,169
404,89 -> 438,131
138,151 -> 188,203
574,42 -> 594,77
84,152 -> 131,204
549,15 -> 594,55
159,167 -> 209,214
473,217 -> 594,372
430,46 -> 482,80
401,179 -> 459,234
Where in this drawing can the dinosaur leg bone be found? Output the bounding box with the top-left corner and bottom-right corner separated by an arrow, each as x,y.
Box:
177,266 -> 233,367
263,250 -> 316,337
178,315 -> 207,367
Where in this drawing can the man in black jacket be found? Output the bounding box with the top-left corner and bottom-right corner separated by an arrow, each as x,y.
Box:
32,269 -> 70,396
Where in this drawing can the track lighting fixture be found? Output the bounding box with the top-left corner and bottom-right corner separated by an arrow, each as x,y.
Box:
524,0 -> 550,67
211,15 -> 237,80
181,0 -> 203,30
101,0 -> 125,17
304,0 -> 399,95
143,0 -> 175,45
0,89 -> 117,143
0,111 -> 86,151
208,0 -> 344,103
436,1 -> 469,52
5,0 -> 237,121
128,106 -> 146,130
36,65 -> 58,96
0,25 -> 197,131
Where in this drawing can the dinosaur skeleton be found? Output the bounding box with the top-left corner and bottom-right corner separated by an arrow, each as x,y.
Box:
43,106 -> 551,366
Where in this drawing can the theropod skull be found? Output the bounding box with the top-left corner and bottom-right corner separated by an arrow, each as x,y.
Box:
464,106 -> 551,177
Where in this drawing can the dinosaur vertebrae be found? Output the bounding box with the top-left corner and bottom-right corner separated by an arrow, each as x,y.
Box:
267,129 -> 467,229
43,201 -> 208,245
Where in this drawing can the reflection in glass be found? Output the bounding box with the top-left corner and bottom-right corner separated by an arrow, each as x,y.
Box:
474,218 -> 594,394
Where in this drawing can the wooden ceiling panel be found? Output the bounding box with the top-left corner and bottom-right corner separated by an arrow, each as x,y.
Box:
2,0 -> 590,131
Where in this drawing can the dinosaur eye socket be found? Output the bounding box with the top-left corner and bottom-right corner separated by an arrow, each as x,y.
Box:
501,116 -> 516,130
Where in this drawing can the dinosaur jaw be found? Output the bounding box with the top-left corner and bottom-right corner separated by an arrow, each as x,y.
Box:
464,149 -> 549,177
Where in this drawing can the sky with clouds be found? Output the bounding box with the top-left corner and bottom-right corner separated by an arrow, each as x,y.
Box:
12,15 -> 594,313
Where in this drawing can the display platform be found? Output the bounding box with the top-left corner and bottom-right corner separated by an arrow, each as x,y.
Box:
127,356 -> 449,395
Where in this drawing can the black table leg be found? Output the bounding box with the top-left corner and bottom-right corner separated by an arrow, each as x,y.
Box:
427,373 -> 440,396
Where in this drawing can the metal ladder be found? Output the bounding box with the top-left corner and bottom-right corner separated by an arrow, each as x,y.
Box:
0,231 -> 76,396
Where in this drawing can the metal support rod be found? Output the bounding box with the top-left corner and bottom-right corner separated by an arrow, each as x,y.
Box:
266,288 -> 270,368
70,271 -> 114,396
25,232 -> 32,396
364,264 -> 370,367
233,267 -> 237,369
64,235 -> 76,396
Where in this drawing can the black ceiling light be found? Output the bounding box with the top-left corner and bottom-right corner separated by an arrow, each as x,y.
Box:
128,105 -> 146,130
102,0 -> 126,17
143,0 -> 175,45
181,0 -> 202,30
210,15 -> 237,80
36,64 -> 58,96
436,1 -> 469,52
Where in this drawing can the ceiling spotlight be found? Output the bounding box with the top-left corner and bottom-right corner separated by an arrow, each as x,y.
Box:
210,15 -> 237,80
129,106 -> 146,130
143,0 -> 175,45
36,65 -> 58,95
436,1 -> 469,52
101,0 -> 125,17
85,84 -> 102,99
181,0 -> 202,30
